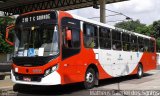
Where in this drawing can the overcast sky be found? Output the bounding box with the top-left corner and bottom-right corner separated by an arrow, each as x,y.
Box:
0,0 -> 159,26
68,0 -> 160,26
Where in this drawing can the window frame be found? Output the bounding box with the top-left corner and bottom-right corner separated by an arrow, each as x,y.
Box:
130,34 -> 138,52
149,39 -> 155,52
83,22 -> 98,49
112,30 -> 122,50
138,37 -> 144,52
99,26 -> 111,49
122,32 -> 131,51
61,17 -> 81,60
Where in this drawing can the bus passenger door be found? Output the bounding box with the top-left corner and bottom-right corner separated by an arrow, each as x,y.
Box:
61,17 -> 81,83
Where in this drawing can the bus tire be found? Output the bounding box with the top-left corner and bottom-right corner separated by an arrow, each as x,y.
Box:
137,64 -> 143,78
84,68 -> 96,89
0,75 -> 5,80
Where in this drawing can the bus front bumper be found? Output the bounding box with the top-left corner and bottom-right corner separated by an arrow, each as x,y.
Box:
11,70 -> 61,85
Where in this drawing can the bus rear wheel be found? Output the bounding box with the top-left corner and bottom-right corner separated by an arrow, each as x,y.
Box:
137,64 -> 143,78
84,68 -> 96,89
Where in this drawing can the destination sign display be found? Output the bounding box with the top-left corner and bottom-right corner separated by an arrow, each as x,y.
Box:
16,12 -> 57,24
22,14 -> 51,23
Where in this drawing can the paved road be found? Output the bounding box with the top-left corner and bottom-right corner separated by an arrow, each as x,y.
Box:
0,70 -> 160,96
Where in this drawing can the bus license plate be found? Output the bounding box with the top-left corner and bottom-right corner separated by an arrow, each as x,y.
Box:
23,77 -> 31,82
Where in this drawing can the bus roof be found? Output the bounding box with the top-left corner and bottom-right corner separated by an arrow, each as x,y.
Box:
67,11 -> 153,40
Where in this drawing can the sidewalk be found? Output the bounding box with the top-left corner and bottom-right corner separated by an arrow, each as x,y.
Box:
94,70 -> 160,90
0,78 -> 14,90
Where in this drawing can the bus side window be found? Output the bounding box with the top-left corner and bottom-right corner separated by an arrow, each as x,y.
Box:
112,30 -> 122,50
63,27 -> 80,48
83,23 -> 98,48
138,37 -> 144,52
131,35 -> 138,52
99,27 -> 111,49
61,17 -> 81,59
122,33 -> 130,51
149,40 -> 155,52
144,38 -> 149,52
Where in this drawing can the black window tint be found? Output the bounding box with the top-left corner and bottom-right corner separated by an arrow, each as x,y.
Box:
112,30 -> 121,40
144,38 -> 149,52
61,17 -> 81,59
62,27 -> 80,48
138,37 -> 144,52
149,40 -> 155,52
122,33 -> 130,51
99,27 -> 111,49
84,26 -> 94,36
72,29 -> 80,48
112,30 -> 122,50
83,23 -> 98,48
131,35 -> 138,51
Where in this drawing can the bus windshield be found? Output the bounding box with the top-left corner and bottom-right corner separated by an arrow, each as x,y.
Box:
14,24 -> 59,57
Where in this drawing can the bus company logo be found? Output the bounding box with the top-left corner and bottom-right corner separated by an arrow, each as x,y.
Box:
118,54 -> 123,60
32,69 -> 42,73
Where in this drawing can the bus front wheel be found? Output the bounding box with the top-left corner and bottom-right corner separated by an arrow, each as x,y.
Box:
137,64 -> 143,78
84,68 -> 96,89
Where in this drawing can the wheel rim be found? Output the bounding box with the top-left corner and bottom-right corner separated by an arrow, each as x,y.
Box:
138,67 -> 142,76
86,72 -> 94,83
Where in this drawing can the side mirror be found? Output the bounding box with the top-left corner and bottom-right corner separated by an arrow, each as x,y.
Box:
5,24 -> 15,46
66,30 -> 72,41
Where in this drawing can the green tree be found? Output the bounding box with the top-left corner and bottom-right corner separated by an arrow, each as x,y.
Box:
114,20 -> 160,51
115,20 -> 145,31
151,20 -> 160,51
0,16 -> 15,53
135,26 -> 152,36
152,20 -> 160,38
0,33 -> 13,53
121,20 -> 160,39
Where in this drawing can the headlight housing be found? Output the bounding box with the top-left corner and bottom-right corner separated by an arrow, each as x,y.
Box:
44,64 -> 58,76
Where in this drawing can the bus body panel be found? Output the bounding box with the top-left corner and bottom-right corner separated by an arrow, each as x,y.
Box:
93,49 -> 156,77
139,52 -> 157,72
11,70 -> 61,85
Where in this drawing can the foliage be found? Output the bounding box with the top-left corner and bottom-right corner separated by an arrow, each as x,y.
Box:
0,33 -> 13,53
152,20 -> 160,38
0,16 -> 15,53
114,19 -> 160,51
115,20 -> 144,31
0,17 -> 15,25
152,21 -> 160,51
135,26 -> 152,36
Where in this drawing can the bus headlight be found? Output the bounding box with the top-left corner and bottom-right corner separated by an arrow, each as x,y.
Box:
15,68 -> 18,73
51,64 -> 58,72
44,64 -> 58,76
45,69 -> 51,76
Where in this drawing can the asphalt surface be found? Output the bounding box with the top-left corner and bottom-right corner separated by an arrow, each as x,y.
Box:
0,69 -> 160,96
